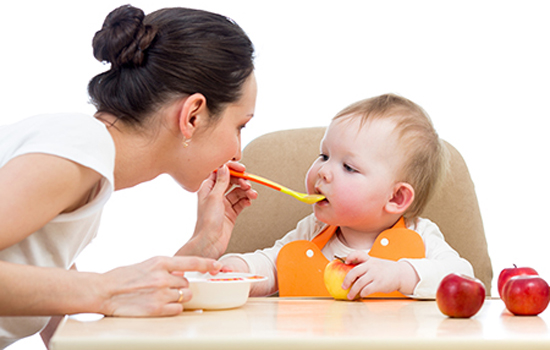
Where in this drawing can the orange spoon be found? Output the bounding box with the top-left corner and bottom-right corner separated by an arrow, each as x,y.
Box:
228,169 -> 325,204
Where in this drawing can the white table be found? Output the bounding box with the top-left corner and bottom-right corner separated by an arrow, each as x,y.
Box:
50,297 -> 550,350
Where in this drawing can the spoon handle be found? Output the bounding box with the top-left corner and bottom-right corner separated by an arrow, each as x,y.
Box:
228,169 -> 287,192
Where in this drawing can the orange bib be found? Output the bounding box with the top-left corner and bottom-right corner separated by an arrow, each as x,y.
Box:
276,217 -> 425,298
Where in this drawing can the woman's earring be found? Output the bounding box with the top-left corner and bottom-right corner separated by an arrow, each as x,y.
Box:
182,137 -> 191,148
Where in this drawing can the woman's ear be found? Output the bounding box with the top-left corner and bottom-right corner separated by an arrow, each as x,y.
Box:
178,93 -> 207,139
385,182 -> 415,215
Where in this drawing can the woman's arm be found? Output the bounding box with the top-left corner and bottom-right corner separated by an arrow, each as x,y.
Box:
0,256 -> 221,316
0,154 -> 222,317
40,263 -> 78,348
0,153 -> 102,250
0,153 -> 101,315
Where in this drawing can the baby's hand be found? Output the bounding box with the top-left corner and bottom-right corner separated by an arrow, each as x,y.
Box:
342,252 -> 419,300
220,265 -> 234,273
344,251 -> 370,265
217,256 -> 250,274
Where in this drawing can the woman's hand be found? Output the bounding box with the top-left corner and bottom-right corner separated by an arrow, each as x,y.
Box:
177,163 -> 258,259
99,256 -> 222,316
341,251 -> 419,300
0,256 -> 221,318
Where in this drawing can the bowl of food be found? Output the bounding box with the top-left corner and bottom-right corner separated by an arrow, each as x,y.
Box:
182,272 -> 266,310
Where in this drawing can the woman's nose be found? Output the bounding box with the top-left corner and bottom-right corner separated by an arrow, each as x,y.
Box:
232,147 -> 242,162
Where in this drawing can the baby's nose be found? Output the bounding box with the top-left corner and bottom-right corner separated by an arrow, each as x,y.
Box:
317,167 -> 331,182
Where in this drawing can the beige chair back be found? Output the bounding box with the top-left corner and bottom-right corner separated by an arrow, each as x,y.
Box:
226,127 -> 493,294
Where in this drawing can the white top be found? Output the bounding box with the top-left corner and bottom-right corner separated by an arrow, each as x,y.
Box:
221,214 -> 474,298
0,113 -> 115,348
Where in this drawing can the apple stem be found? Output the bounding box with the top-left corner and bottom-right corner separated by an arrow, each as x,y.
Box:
334,255 -> 346,263
513,264 -> 517,268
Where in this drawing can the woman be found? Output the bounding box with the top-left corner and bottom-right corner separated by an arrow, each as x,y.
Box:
0,5 -> 257,348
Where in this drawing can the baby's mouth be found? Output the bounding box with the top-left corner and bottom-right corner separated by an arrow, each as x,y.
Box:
315,189 -> 328,203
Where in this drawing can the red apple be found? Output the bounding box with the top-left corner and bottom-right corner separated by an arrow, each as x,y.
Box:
436,273 -> 486,318
498,265 -> 538,299
502,275 -> 550,316
323,256 -> 357,300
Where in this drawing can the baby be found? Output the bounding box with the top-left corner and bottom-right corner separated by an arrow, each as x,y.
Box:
221,93 -> 474,299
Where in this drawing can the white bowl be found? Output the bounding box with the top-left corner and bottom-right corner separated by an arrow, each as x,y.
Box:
182,272 -> 267,310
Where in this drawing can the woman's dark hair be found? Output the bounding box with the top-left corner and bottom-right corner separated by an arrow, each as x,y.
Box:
88,5 -> 255,126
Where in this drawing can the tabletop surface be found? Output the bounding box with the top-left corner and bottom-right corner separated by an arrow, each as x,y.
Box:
50,297 -> 550,350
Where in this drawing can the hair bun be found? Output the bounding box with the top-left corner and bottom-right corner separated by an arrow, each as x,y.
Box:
92,5 -> 157,68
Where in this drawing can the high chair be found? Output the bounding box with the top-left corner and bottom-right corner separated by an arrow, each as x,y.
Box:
226,127 -> 493,295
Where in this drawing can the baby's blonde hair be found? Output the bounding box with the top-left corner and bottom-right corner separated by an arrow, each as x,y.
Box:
334,93 -> 448,219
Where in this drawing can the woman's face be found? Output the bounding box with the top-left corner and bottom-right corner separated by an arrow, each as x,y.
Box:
174,72 -> 257,191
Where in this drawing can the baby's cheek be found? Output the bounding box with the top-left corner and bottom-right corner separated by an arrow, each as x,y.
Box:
331,190 -> 370,220
334,198 -> 362,218
305,168 -> 317,192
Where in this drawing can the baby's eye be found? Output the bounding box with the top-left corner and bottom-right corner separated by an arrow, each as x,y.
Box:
319,153 -> 329,161
343,163 -> 356,173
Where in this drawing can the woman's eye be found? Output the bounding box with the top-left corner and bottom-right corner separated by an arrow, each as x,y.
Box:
319,154 -> 329,161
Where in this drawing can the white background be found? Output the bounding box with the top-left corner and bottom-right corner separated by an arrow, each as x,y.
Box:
2,1 -> 549,348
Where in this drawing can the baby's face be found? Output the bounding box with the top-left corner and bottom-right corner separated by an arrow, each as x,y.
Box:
306,117 -> 405,232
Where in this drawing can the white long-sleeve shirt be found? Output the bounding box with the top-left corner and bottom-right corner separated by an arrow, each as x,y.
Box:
221,214 -> 474,299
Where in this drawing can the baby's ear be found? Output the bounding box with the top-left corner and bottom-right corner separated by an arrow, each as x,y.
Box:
385,182 -> 415,215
